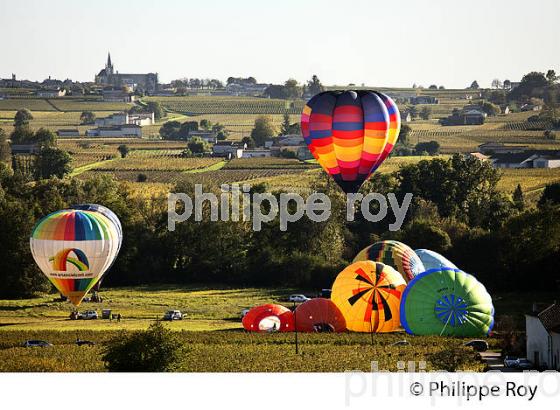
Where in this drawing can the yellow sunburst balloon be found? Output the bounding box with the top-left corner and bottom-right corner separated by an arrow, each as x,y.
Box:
331,261 -> 406,332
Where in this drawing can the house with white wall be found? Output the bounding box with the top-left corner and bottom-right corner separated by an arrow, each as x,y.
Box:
525,303 -> 560,370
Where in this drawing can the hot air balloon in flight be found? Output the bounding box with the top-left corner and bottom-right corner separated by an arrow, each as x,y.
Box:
400,268 -> 494,337
415,249 -> 458,271
242,304 -> 294,332
331,261 -> 406,333
301,90 -> 400,193
353,240 -> 425,283
294,298 -> 346,332
30,209 -> 120,307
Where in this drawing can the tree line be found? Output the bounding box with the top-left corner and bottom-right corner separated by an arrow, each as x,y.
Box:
1,153 -> 560,298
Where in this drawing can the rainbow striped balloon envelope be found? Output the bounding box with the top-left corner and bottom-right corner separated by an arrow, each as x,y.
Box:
301,90 -> 400,193
30,209 -> 120,306
353,240 -> 425,283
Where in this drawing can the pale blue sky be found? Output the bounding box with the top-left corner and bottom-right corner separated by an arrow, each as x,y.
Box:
0,0 -> 558,88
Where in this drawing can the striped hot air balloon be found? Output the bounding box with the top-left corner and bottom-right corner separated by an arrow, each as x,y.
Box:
71,204 -> 122,290
353,240 -> 425,283
331,261 -> 406,333
30,209 -> 120,307
301,90 -> 400,193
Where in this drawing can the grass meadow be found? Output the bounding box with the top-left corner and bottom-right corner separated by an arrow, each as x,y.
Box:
0,284 -> 553,372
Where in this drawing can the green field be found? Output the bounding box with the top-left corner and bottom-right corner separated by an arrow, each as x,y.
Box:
0,285 -> 553,372
0,330 -> 487,372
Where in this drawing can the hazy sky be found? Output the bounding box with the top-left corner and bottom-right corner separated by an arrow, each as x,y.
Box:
1,0 -> 558,88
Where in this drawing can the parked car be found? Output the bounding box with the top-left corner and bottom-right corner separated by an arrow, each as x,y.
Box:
503,356 -> 519,368
288,294 -> 310,303
391,340 -> 410,346
22,340 -> 52,348
79,310 -> 98,320
464,339 -> 489,352
241,309 -> 250,318
516,358 -> 533,370
163,310 -> 183,321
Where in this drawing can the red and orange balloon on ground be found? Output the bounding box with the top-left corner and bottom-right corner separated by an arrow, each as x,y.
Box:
242,304 -> 294,332
301,90 -> 400,193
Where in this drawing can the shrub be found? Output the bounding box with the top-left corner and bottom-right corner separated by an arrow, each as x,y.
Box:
102,322 -> 185,372
102,322 -> 186,372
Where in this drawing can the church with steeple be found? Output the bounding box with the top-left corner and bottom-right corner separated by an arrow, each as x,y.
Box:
95,53 -> 158,93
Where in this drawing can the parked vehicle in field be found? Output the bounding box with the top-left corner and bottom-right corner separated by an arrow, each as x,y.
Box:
516,358 -> 533,369
503,356 -> 519,368
22,340 -> 52,348
79,310 -> 98,320
391,340 -> 410,346
320,289 -> 332,298
464,339 -> 489,352
163,310 -> 183,321
241,309 -> 250,318
288,294 -> 310,303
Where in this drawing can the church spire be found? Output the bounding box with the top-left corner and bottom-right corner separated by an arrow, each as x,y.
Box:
106,52 -> 113,75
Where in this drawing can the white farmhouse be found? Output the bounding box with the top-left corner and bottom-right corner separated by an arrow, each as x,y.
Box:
525,303 -> 560,370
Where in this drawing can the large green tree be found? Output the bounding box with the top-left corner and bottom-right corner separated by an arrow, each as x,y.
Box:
14,109 -> 33,127
34,148 -> 72,179
145,101 -> 165,120
396,154 -> 511,229
159,121 -> 182,140
307,75 -> 324,95
250,116 -> 276,146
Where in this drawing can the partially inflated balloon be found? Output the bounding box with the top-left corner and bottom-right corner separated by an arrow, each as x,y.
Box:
301,90 -> 399,193
294,298 -> 346,332
415,249 -> 458,271
353,240 -> 425,283
30,209 -> 120,306
400,268 -> 494,337
242,304 -> 294,332
331,261 -> 406,332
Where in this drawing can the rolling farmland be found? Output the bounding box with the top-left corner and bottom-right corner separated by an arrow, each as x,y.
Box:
3,92 -> 560,196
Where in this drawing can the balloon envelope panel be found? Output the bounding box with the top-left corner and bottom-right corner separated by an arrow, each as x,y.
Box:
353,240 -> 425,282
72,204 -> 122,250
415,249 -> 458,271
400,268 -> 494,337
301,90 -> 398,193
294,298 -> 346,332
30,209 -> 120,306
331,261 -> 406,333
